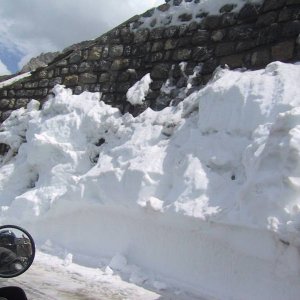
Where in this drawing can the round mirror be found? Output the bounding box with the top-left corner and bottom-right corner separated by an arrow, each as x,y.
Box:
0,225 -> 35,278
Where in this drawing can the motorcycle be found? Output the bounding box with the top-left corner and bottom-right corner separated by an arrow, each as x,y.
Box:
0,225 -> 35,300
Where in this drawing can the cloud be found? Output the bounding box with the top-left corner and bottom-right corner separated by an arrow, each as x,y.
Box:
0,59 -> 11,75
0,0 -> 164,70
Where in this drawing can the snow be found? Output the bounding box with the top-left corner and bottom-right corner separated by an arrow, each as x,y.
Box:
0,61 -> 300,299
136,0 -> 263,29
0,72 -> 31,89
126,73 -> 152,105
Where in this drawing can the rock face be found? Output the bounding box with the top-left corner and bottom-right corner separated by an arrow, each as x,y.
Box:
0,0 -> 299,121
21,52 -> 60,73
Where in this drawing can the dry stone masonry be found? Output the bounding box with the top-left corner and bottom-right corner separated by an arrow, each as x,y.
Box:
0,0 -> 299,120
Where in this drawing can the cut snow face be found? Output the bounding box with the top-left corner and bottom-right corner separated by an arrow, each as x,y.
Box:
0,62 -> 300,299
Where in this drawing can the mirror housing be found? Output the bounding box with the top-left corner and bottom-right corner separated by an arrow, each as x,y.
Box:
0,225 -> 35,278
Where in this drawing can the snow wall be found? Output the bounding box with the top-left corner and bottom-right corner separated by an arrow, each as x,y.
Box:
0,0 -> 299,122
0,61 -> 300,299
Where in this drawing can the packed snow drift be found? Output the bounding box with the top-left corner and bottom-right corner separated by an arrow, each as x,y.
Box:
0,61 -> 300,299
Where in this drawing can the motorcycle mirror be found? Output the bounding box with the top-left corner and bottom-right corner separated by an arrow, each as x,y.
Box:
0,225 -> 35,278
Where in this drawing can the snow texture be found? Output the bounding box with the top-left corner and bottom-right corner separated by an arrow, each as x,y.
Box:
126,73 -> 152,105
0,62 -> 300,299
0,72 -> 31,89
137,0 -> 263,29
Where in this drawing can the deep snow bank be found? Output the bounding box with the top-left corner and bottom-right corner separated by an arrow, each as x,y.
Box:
0,62 -> 300,299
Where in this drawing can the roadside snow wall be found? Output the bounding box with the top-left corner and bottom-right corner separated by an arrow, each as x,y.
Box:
0,62 -> 300,299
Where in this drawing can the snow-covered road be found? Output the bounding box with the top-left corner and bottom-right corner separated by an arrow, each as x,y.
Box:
1,252 -> 204,300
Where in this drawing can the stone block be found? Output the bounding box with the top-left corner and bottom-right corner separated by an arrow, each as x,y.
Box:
8,90 -> 15,98
256,11 -> 278,27
117,83 -> 131,93
12,82 -> 23,90
39,79 -> 49,87
56,59 -> 68,67
0,90 -> 7,97
47,70 -> 54,78
111,59 -> 130,70
15,98 -> 30,109
228,25 -> 256,41
279,7 -> 292,22
282,20 -> 300,37
63,75 -> 79,86
142,8 -> 155,18
109,45 -> 124,57
164,26 -> 179,38
61,68 -> 69,75
165,39 -> 178,50
0,99 -> 12,109
123,45 -> 132,56
192,30 -> 209,45
211,29 -> 226,42
38,70 -> 47,79
173,49 -> 192,61
78,62 -> 92,73
150,28 -> 165,40
24,82 -> 38,89
74,86 -> 83,95
221,13 -> 238,27
219,4 -> 237,13
42,88 -> 48,97
220,54 -> 244,69
151,52 -> 164,62
287,0 -> 300,4
49,77 -> 62,87
215,42 -> 236,56
134,29 -> 150,43
102,46 -> 109,58
70,64 -> 78,73
201,58 -> 218,74
201,15 -> 221,29
69,52 -> 82,64
157,3 -> 170,11
152,41 -> 164,52
263,0 -> 286,12
188,21 -> 199,32
178,24 -> 188,36
178,37 -> 191,47
236,40 -> 256,52
99,73 -> 110,83
178,13 -> 193,22
174,0 -> 183,6
238,3 -> 260,21
150,80 -> 164,90
150,64 -> 171,79
79,73 -> 97,84
24,90 -> 35,97
192,47 -> 213,61
150,19 -> 157,27
1,110 -> 12,121
120,27 -> 133,44
272,40 -> 295,60
88,47 -> 102,60
251,49 -> 270,67
257,23 -> 281,45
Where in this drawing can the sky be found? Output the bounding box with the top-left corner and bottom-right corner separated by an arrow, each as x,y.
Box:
0,0 -> 164,75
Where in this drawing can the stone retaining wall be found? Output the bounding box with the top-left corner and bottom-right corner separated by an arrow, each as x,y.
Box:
0,0 -> 299,120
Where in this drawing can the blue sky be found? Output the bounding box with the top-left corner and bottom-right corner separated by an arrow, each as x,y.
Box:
0,0 -> 164,75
